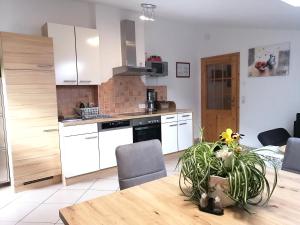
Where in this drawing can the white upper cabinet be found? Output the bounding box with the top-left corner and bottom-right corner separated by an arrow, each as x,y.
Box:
43,23 -> 101,85
44,23 -> 77,85
75,27 -> 101,85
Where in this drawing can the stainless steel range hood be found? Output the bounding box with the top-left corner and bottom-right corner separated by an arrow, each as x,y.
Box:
113,20 -> 150,76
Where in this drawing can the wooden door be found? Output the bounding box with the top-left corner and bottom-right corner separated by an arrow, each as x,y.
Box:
201,53 -> 239,141
0,32 -> 61,190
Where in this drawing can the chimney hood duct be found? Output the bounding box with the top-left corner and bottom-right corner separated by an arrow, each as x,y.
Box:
113,20 -> 150,76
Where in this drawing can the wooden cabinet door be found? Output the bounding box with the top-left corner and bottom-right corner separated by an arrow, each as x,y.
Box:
0,32 -> 61,189
201,53 -> 240,141
44,23 -> 78,85
75,27 -> 101,85
1,32 -> 54,71
161,122 -> 178,154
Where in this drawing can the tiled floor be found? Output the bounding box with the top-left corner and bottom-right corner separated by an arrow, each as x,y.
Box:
0,153 -> 180,225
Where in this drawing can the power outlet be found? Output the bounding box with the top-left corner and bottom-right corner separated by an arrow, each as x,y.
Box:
138,103 -> 146,109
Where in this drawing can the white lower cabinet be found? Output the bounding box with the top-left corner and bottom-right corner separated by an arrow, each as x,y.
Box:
61,133 -> 100,178
178,119 -> 193,150
161,122 -> 178,154
99,128 -> 133,169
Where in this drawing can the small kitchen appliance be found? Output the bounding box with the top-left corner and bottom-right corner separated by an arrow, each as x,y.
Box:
146,89 -> 157,112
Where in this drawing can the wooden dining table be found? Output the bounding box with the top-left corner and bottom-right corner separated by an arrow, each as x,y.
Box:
59,170 -> 300,225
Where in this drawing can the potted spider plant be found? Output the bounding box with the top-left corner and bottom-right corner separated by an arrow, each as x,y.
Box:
178,128 -> 278,211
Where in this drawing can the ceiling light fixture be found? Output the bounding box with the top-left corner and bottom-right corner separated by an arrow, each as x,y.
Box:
139,3 -> 156,21
281,0 -> 300,7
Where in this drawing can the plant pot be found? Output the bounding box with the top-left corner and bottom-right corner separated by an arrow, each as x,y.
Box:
208,175 -> 235,207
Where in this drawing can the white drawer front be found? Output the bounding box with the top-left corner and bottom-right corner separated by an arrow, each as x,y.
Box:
61,123 -> 98,136
178,112 -> 192,121
161,114 -> 178,123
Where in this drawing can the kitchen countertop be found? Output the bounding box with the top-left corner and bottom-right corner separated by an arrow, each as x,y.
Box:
60,109 -> 193,127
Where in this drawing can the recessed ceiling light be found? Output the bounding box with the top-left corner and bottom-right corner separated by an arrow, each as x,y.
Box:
281,0 -> 300,7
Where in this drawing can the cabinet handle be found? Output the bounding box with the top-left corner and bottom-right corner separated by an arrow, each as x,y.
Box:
169,124 -> 177,127
85,136 -> 98,140
182,115 -> 190,118
43,129 -> 58,133
38,64 -> 53,68
179,123 -> 187,126
166,116 -> 175,119
79,80 -> 92,83
64,80 -> 77,83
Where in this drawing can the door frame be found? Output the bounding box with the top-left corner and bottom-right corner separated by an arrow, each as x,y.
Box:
201,52 -> 240,135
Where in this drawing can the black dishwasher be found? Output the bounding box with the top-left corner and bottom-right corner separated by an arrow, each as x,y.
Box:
132,116 -> 161,143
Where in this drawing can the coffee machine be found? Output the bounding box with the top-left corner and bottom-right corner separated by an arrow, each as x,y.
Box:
146,89 -> 157,112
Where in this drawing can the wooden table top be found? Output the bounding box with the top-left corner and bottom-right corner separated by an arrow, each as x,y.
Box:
60,170 -> 300,225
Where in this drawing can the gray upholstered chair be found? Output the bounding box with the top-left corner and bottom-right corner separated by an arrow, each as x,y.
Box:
282,138 -> 300,174
115,139 -> 167,190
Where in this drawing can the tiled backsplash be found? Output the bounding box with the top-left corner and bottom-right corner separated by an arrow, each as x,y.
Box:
98,76 -> 167,114
56,77 -> 167,116
56,85 -> 99,116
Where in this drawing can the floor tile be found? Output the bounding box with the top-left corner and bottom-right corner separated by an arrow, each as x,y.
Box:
61,180 -> 95,190
13,188 -> 58,204
21,203 -> 70,224
90,179 -> 119,191
45,190 -> 86,204
77,190 -> 114,203
0,221 -> 17,225
0,202 -> 39,222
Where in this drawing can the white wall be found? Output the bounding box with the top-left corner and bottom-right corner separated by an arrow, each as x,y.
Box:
144,20 -> 201,137
1,0 -> 299,146
198,27 -> 300,147
0,0 -> 95,35
95,5 -> 145,83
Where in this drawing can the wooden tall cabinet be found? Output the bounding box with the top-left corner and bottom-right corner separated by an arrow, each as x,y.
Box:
0,32 -> 61,191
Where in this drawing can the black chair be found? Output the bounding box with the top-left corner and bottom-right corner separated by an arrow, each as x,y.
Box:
257,128 -> 291,146
282,138 -> 300,174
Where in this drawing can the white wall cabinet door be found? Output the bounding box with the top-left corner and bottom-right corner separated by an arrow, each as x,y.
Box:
161,122 -> 178,154
99,128 -> 133,169
178,120 -> 193,151
61,133 -> 99,178
75,27 -> 101,85
45,23 -> 77,85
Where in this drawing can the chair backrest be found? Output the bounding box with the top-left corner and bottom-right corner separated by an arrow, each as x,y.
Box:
257,128 -> 291,146
282,138 -> 300,174
115,139 -> 167,190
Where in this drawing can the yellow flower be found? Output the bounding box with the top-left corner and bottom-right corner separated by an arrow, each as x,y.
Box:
220,128 -> 234,144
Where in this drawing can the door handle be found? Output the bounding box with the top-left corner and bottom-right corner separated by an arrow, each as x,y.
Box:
79,80 -> 92,83
85,136 -> 98,140
43,129 -> 58,133
169,124 -> 177,127
179,123 -> 187,126
231,97 -> 235,107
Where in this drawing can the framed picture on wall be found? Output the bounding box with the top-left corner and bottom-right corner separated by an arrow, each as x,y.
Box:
176,62 -> 190,78
248,42 -> 290,77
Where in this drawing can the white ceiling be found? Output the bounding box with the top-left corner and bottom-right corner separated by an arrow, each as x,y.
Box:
80,0 -> 300,29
